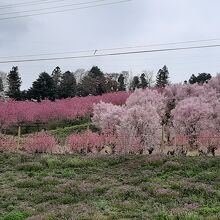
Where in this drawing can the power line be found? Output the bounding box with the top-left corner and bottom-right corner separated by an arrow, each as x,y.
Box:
100,38 -> 220,51
1,37 -> 220,59
0,44 -> 220,64
0,0 -> 70,9
0,0 -> 107,16
0,0 -> 131,20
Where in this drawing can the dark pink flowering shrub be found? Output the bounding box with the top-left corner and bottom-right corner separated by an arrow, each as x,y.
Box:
24,132 -> 57,153
0,91 -> 130,129
0,134 -> 18,152
66,131 -> 104,153
66,131 -> 117,154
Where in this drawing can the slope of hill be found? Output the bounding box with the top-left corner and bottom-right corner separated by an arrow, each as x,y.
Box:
0,153 -> 219,220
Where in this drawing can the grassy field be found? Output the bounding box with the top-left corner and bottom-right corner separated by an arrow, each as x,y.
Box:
0,153 -> 219,220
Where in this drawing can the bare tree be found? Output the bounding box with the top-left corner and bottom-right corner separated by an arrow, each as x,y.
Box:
0,71 -> 7,99
74,69 -> 88,83
142,70 -> 155,87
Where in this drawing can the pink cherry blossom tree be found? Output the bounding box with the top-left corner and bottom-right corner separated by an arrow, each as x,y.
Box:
172,97 -> 214,147
92,102 -> 125,134
126,88 -> 165,118
208,73 -> 220,96
116,105 -> 161,153
92,89 -> 163,153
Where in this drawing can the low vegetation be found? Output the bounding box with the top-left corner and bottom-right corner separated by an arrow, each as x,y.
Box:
0,153 -> 219,220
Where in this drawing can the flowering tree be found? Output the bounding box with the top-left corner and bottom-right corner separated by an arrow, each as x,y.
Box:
0,91 -> 130,129
212,102 -> 220,134
116,105 -> 161,153
172,97 -> 214,147
92,102 -> 125,133
92,89 -> 163,153
126,88 -> 165,118
208,73 -> 220,96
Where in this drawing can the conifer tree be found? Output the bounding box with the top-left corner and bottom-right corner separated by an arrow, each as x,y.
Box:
0,77 -> 3,93
59,71 -> 77,98
118,74 -> 126,91
140,73 -> 148,89
156,65 -> 169,88
6,66 -> 22,100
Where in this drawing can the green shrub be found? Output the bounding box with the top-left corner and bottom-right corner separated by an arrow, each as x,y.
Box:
154,212 -> 201,220
17,162 -> 44,172
40,155 -> 61,169
198,207 -> 220,215
3,211 -> 29,220
63,158 -> 96,168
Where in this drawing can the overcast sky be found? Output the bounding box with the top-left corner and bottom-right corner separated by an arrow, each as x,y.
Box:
0,0 -> 220,89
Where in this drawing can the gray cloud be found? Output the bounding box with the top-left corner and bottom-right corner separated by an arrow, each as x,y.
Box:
0,0 -> 220,89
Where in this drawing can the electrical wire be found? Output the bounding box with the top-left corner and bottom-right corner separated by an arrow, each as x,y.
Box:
0,0 -> 131,20
0,37 -> 220,59
0,43 -> 220,64
0,0 -> 70,9
0,0 -> 73,9
0,0 -> 107,16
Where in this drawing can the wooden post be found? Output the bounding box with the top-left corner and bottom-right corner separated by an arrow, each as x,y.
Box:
17,125 -> 21,149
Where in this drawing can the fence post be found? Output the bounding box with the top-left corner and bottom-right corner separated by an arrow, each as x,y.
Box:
17,125 -> 21,149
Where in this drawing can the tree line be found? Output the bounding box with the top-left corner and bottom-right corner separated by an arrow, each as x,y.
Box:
0,65 -> 213,101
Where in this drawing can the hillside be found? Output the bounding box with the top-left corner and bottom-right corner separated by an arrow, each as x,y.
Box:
0,153 -> 219,220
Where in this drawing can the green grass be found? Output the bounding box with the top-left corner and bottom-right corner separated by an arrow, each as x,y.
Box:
5,116 -> 92,136
50,123 -> 98,143
0,153 -> 219,220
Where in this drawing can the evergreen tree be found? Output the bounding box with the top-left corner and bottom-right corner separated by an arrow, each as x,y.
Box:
52,66 -> 62,87
59,71 -> 77,99
6,66 -> 22,100
105,77 -> 118,92
0,77 -> 3,92
197,73 -> 212,84
20,90 -> 28,101
130,76 -> 140,90
52,66 -> 62,98
118,74 -> 126,91
188,74 -> 197,84
77,75 -> 97,97
189,73 -> 212,84
140,73 -> 148,89
87,66 -> 106,96
28,72 -> 56,102
88,66 -> 104,78
156,65 -> 169,88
